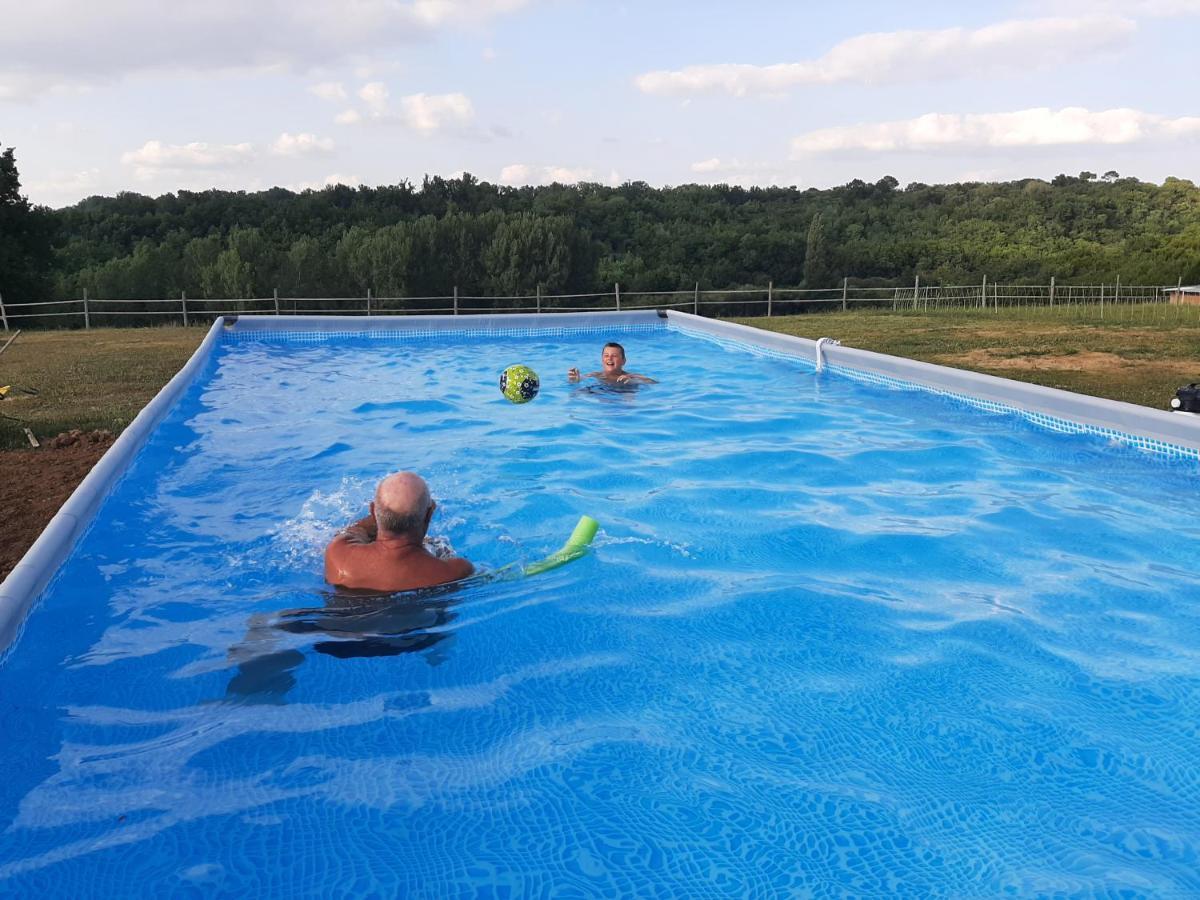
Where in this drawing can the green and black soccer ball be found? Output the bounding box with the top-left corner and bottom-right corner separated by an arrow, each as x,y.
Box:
500,364 -> 540,404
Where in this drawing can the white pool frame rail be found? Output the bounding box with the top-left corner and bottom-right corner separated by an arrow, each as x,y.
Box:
3,309 -> 1199,657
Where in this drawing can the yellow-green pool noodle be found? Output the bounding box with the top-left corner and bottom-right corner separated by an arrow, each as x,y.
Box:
522,515 -> 599,576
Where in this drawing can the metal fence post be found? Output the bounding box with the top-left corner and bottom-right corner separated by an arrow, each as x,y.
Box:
273,287 -> 280,316
453,286 -> 459,316
366,288 -> 371,316
182,291 -> 188,326
767,280 -> 773,317
615,283 -> 621,311
1049,275 -> 1055,307
83,288 -> 90,330
536,284 -> 541,314
694,282 -> 699,315
0,291 -> 8,332
841,276 -> 847,312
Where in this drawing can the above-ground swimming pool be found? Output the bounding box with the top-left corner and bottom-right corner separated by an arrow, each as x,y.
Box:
1,313 -> 1199,896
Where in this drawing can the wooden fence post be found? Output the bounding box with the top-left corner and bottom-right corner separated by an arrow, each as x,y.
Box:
615,283 -> 621,311
768,280 -> 773,317
841,276 -> 847,312
83,288 -> 90,330
981,275 -> 987,308
1049,275 -> 1055,307
1115,275 -> 1120,306
273,287 -> 280,316
453,286 -> 459,316
914,275 -> 920,312
694,282 -> 699,315
181,291 -> 188,326
366,287 -> 372,316
536,284 -> 541,314
0,291 -> 8,332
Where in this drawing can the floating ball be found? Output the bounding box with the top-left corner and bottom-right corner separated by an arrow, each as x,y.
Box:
500,364 -> 540,404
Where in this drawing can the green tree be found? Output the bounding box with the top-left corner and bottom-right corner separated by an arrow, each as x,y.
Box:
0,144 -> 54,301
803,211 -> 834,288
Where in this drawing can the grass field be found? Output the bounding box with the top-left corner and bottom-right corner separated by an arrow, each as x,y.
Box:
0,327 -> 205,450
1,310 -> 1197,450
733,306 -> 1200,411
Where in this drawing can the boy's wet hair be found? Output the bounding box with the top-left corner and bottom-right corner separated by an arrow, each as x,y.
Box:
603,341 -> 626,357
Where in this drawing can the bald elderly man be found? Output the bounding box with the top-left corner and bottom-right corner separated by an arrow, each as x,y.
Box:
324,472 -> 474,592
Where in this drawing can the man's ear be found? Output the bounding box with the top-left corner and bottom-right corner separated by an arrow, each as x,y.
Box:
369,500 -> 376,517
425,500 -> 437,525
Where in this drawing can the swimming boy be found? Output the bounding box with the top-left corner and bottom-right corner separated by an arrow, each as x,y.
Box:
567,342 -> 657,384
324,472 -> 474,592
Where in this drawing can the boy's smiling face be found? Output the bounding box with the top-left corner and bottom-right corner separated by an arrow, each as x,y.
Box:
601,345 -> 625,375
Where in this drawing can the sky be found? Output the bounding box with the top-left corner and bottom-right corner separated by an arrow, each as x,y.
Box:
2,0 -> 1199,208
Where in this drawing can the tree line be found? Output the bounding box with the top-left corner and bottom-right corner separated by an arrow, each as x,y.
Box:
3,144 -> 1199,305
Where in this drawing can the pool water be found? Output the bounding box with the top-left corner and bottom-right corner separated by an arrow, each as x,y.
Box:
2,326 -> 1199,895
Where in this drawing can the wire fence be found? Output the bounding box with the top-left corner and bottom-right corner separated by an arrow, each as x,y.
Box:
2,279 -> 1197,330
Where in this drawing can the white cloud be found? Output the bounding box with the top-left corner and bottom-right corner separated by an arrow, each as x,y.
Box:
635,16 -> 1134,97
121,140 -> 256,172
790,106 -> 1200,155
339,87 -> 476,135
685,157 -> 792,185
399,92 -> 474,134
270,132 -> 335,157
0,0 -> 538,100
691,157 -> 737,173
308,81 -> 347,101
25,168 -> 102,205
499,164 -> 596,186
359,81 -> 391,114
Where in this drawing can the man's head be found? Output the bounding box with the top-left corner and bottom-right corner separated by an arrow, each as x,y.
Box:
601,342 -> 626,375
373,471 -> 435,538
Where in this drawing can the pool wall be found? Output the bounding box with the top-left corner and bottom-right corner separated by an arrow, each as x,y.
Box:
3,308 -> 1198,658
0,317 -> 229,656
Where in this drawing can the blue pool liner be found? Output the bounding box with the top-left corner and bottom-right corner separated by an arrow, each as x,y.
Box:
3,308 -> 1199,657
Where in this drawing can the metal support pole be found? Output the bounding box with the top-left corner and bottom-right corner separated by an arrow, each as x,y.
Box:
83,288 -> 90,330
615,283 -> 621,311
1049,275 -> 1055,307
536,284 -> 541,314
0,291 -> 8,332
453,286 -> 459,316
768,280 -> 773,317
841,276 -> 847,312
981,275 -> 987,309
182,291 -> 188,327
694,282 -> 699,315
366,287 -> 371,316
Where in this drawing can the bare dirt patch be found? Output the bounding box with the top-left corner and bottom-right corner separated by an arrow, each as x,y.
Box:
0,431 -> 115,580
943,348 -> 1196,376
